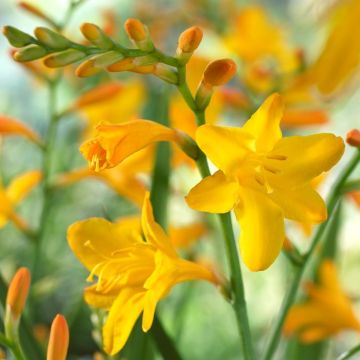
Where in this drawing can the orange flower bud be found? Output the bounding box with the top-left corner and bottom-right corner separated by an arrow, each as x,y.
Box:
80,23 -> 113,50
44,49 -> 86,68
178,26 -> 203,53
153,64 -> 178,84
6,267 -> 31,320
107,58 -> 135,72
34,27 -> 70,50
124,18 -> 147,42
3,26 -> 34,48
203,59 -> 237,86
47,314 -> 69,360
75,59 -> 102,78
13,44 -> 47,62
346,129 -> 360,148
124,18 -> 153,51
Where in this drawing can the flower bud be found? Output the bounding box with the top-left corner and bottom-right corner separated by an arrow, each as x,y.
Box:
13,44 -> 47,62
44,49 -> 86,68
195,59 -> 237,110
80,23 -> 114,50
75,59 -> 102,78
34,27 -> 71,50
346,129 -> 360,148
6,267 -> 31,321
46,314 -> 69,360
107,58 -> 135,72
18,2 -> 50,22
202,59 -> 237,86
174,130 -> 200,160
124,18 -> 154,51
153,64 -> 178,84
176,26 -> 202,64
2,26 -> 34,48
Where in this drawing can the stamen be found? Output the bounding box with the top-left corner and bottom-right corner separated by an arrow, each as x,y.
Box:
266,154 -> 287,160
264,165 -> 281,174
254,174 -> 265,186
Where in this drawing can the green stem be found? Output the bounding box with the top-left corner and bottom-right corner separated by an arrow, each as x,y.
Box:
341,178 -> 360,193
337,343 -> 360,360
263,150 -> 360,360
32,78 -> 60,281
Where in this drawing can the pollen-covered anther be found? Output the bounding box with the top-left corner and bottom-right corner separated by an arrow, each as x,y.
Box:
266,154 -> 287,160
263,165 -> 281,174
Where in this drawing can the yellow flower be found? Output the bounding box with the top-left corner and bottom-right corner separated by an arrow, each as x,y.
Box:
0,170 -> 42,231
186,94 -> 344,271
74,80 -> 145,138
284,260 -> 360,342
225,6 -> 299,74
67,193 -> 219,355
80,120 -> 179,171
56,147 -> 153,207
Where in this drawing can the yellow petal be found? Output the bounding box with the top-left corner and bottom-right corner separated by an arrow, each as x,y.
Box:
243,93 -> 283,152
196,125 -> 254,176
84,284 -> 119,310
67,218 -> 141,272
318,260 -> 342,293
6,170 -> 42,204
235,188 -> 284,271
266,134 -> 344,189
141,193 -> 177,257
80,120 -> 177,171
186,171 -> 239,213
270,185 -> 327,223
103,287 -> 145,355
169,222 -> 207,248
298,326 -> 335,343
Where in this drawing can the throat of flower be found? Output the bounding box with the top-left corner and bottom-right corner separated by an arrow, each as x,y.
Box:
86,141 -> 109,171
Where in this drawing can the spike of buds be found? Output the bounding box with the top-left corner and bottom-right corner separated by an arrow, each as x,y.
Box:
176,26 -> 203,64
46,314 -> 69,360
124,18 -> 154,51
80,23 -> 114,50
34,27 -> 71,50
195,59 -> 237,110
346,129 -> 360,148
13,44 -> 47,62
3,26 -> 34,48
44,49 -> 86,68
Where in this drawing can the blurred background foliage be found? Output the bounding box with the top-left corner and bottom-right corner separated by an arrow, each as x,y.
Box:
0,0 -> 360,359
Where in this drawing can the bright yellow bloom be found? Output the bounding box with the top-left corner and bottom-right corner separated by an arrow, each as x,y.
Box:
284,260 -> 360,342
225,6 -> 299,74
68,193 -> 218,355
186,94 -> 344,271
0,170 -> 42,231
80,120 -> 179,171
74,80 -> 145,138
56,147 -> 153,207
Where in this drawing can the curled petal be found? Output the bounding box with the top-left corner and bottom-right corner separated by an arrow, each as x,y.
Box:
0,115 -> 41,143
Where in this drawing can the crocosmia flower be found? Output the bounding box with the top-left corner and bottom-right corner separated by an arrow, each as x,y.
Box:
68,193 -> 219,355
186,94 -> 344,271
284,260 -> 360,342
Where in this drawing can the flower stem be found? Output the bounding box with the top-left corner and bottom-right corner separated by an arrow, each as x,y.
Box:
336,343 -> 360,360
263,149 -> 360,360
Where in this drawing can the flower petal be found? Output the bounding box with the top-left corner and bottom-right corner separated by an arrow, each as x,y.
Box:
84,284 -> 119,310
243,93 -> 283,152
270,185 -> 327,223
186,171 -> 239,213
6,170 -> 42,204
196,126 -> 254,175
0,115 -> 41,143
67,218 -> 141,272
235,188 -> 284,271
103,287 -> 145,355
266,133 -> 344,189
141,193 -> 177,258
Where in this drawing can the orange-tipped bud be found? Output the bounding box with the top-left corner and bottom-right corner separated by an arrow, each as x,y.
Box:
75,59 -> 102,78
47,314 -> 69,360
346,129 -> 360,148
34,27 -> 70,50
44,49 -> 86,68
3,26 -> 34,48
13,44 -> 47,62
124,18 -> 153,51
203,59 -> 237,86
178,26 -> 203,53
107,58 -> 135,72
6,267 -> 31,320
80,23 -> 113,50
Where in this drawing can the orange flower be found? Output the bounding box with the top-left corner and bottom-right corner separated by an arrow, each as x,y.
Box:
284,260 -> 360,342
0,115 -> 41,144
